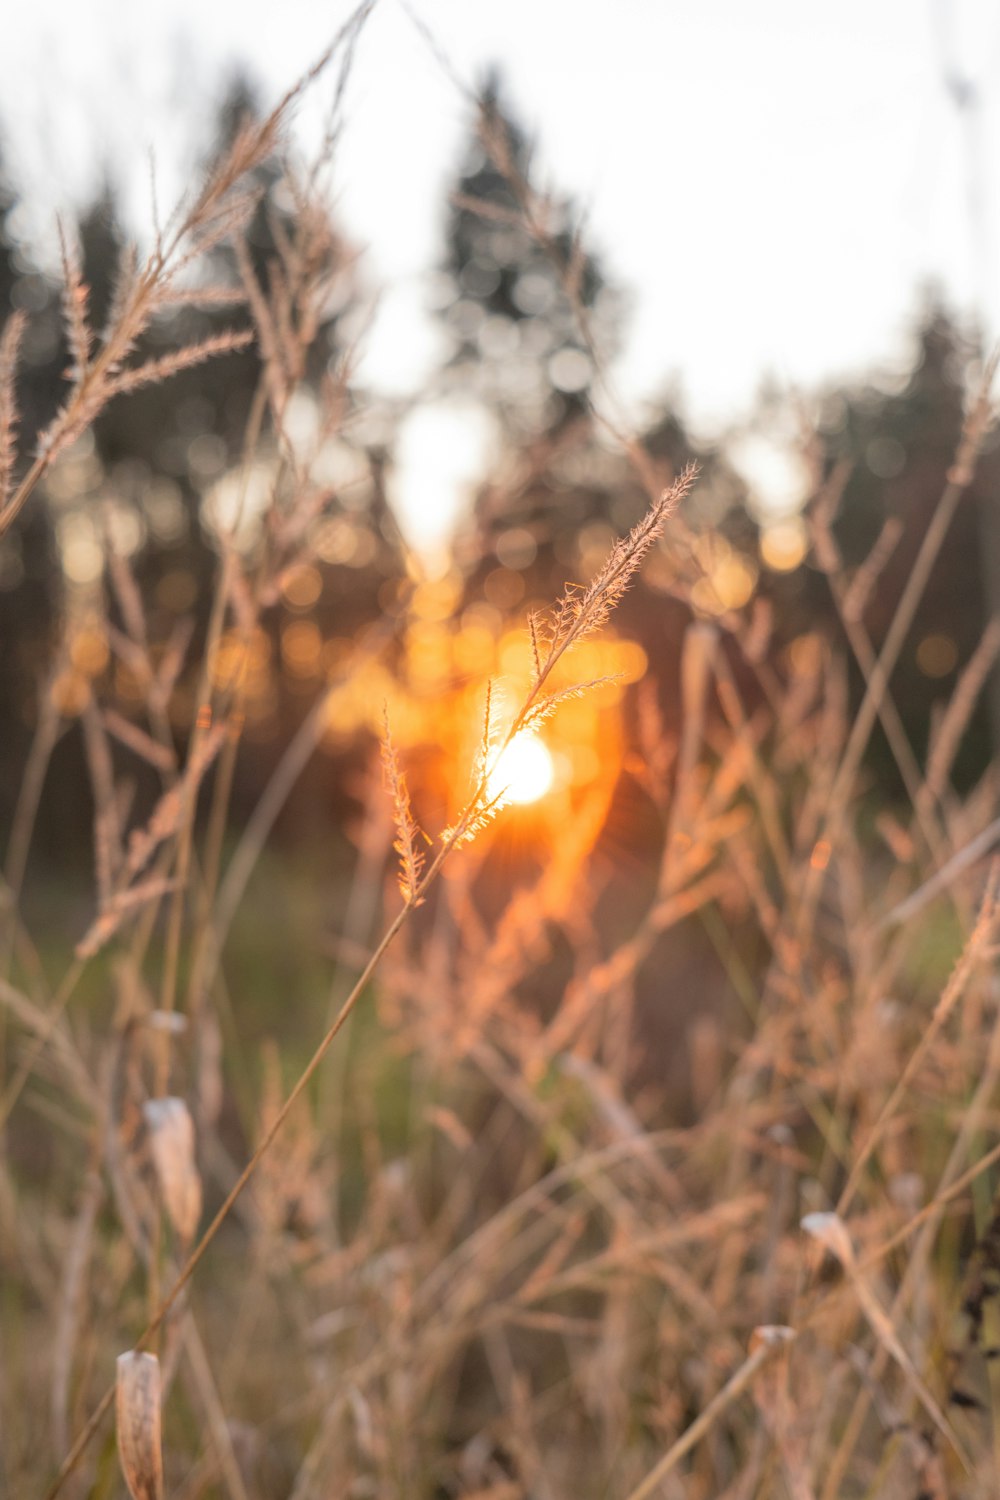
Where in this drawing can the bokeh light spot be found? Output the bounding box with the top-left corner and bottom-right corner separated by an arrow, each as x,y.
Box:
760,517 -> 808,572
281,564 -> 323,610
916,633 -> 957,679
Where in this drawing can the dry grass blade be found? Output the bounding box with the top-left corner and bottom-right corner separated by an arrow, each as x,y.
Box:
923,614 -> 1000,808
51,1165 -> 103,1455
20,15 -> 1000,1500
101,241 -> 140,349
172,0 -> 375,254
801,1213 -> 968,1465
826,351 -> 998,818
0,309 -> 25,506
623,1328 -> 795,1500
75,878 -> 182,962
880,814 -> 1000,929
0,973 -> 94,1108
842,515 -> 903,624
43,454 -> 688,1499
0,10 -> 374,548
102,710 -> 177,775
124,720 -> 229,882
841,865 -> 1000,1206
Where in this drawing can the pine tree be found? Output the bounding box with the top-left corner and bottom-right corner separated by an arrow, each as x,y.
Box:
439,70 -> 621,436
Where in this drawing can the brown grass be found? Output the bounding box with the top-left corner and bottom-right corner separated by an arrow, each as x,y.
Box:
2,14 -> 1000,1500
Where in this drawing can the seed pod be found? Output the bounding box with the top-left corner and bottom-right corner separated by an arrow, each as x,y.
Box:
116,1351 -> 163,1500
144,1097 -> 202,1245
800,1210 -> 855,1269
748,1323 -> 795,1354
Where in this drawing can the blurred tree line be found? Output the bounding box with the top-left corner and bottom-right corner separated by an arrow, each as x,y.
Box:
1,71 -> 997,864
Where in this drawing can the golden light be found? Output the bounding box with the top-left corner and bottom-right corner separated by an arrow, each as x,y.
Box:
281,620 -> 323,678
281,564 -> 323,610
487,732 -> 555,806
760,517 -> 808,572
69,623 -> 109,677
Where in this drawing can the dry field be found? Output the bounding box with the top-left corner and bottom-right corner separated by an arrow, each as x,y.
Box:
3,11 -> 1000,1499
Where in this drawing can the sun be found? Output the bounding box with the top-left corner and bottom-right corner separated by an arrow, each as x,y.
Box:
487,732 -> 555,806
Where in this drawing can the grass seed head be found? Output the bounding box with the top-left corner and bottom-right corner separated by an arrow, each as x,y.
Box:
144,1098 -> 202,1246
115,1351 -> 163,1500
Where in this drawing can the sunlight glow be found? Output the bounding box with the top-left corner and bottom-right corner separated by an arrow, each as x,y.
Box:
487,733 -> 555,806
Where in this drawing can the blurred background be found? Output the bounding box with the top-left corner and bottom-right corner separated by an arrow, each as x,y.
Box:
2,0 -> 1000,891
7,8 -> 1000,1493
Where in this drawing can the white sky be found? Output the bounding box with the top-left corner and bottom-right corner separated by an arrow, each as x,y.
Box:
3,0 -> 1000,542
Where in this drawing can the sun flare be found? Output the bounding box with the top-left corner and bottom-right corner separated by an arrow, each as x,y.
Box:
487,733 -> 555,806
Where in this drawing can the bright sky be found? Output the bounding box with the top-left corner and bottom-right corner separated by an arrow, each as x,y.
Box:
3,0 -> 1000,543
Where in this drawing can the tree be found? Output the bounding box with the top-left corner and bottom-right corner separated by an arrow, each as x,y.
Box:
0,75 -> 404,856
438,70 -> 622,436
0,140 -> 60,842
761,301 -> 997,789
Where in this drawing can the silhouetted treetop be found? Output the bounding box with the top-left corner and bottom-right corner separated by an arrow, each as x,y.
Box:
438,70 -> 623,433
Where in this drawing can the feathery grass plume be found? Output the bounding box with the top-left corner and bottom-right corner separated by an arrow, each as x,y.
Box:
47,460 -> 698,1494
445,471 -> 696,852
380,705 -> 425,904
57,222 -> 93,382
0,309 -> 25,506
541,463 -> 697,679
0,9 -> 374,545
169,188 -> 263,278
29,20 -> 1000,1500
518,675 -> 621,737
474,677 -> 496,772
527,610 -> 543,684
103,327 -> 254,398
159,283 -> 248,310
443,681 -> 514,846
441,783 -> 510,850
101,242 -> 140,347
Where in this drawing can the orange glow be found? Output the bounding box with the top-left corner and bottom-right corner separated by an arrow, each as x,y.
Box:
760,517 -> 808,572
322,616 -> 636,806
281,564 -> 322,610
70,624 -> 109,677
487,733 -> 555,805
50,670 -> 90,717
281,620 -> 323,677
810,839 -> 832,871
